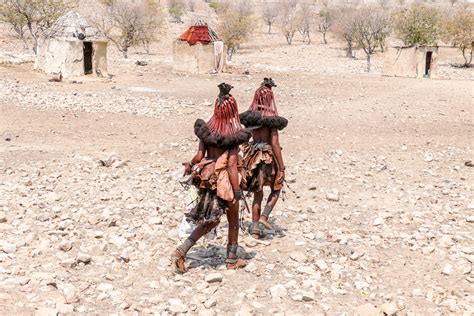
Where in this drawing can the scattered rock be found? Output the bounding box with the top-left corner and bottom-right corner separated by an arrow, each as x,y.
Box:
76,253 -> 91,264
380,302 -> 398,315
326,189 -> 340,202
354,303 -> 382,316
270,284 -> 287,301
205,273 -> 223,283
442,263 -> 454,275
168,298 -> 188,313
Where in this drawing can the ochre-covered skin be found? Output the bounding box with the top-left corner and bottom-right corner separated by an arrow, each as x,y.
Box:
173,82 -> 248,273
240,78 -> 287,238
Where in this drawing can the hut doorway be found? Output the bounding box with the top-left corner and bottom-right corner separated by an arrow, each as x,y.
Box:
83,42 -> 93,74
424,51 -> 432,78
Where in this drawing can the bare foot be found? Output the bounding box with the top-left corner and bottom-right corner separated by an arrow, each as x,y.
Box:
226,258 -> 247,270
259,216 -> 272,230
171,249 -> 187,273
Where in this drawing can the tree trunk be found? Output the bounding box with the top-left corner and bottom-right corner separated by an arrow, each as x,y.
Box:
286,34 -> 293,45
366,53 -> 371,72
122,47 -> 128,58
26,21 -> 38,54
307,32 -> 311,45
323,32 -> 327,44
268,22 -> 271,34
462,47 -> 473,67
227,47 -> 234,61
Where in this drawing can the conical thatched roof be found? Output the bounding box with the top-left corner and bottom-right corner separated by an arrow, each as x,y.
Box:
43,11 -> 105,41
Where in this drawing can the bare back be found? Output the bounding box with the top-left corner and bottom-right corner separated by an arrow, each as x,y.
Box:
206,146 -> 228,160
251,127 -> 272,144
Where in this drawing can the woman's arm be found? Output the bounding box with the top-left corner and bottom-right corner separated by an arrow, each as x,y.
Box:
183,140 -> 205,175
227,147 -> 240,193
271,129 -> 285,171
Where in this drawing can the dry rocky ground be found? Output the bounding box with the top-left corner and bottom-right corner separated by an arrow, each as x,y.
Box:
0,8 -> 473,316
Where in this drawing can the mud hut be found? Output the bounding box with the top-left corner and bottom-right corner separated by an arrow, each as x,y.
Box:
173,21 -> 225,74
35,11 -> 108,78
383,45 -> 438,79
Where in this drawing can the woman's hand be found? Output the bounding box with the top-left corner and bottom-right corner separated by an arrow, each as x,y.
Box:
275,169 -> 285,185
183,162 -> 193,176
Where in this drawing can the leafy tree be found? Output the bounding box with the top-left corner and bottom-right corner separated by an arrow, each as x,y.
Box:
168,0 -> 186,23
217,1 -> 254,60
394,4 -> 441,46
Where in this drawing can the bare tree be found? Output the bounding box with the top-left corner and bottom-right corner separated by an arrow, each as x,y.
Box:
279,0 -> 298,45
0,0 -> 69,53
92,0 -> 164,58
0,2 -> 28,49
317,7 -> 332,44
297,3 -> 315,44
334,9 -> 358,58
378,0 -> 391,10
169,0 -> 186,23
262,1 -> 279,34
217,1 -> 254,60
188,0 -> 197,12
353,7 -> 391,72
445,10 -> 474,67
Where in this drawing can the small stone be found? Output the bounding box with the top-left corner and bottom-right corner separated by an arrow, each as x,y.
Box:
60,258 -> 77,268
439,235 -> 454,248
289,251 -> 307,263
63,284 -> 79,304
97,283 -> 113,292
291,294 -> 303,301
205,273 -> 223,283
36,307 -> 59,316
168,298 -> 188,313
466,216 -> 474,223
372,217 -> 384,226
0,212 -> 6,223
76,253 -> 91,264
244,262 -> 257,273
442,263 -> 454,275
204,298 -> 217,309
251,302 -> 264,309
297,266 -> 316,275
302,291 -> 315,301
354,303 -> 381,316
326,190 -> 340,202
270,284 -> 287,300
0,241 -> 16,254
59,240 -> 73,252
380,302 -> 398,315
355,281 -> 370,290
315,259 -> 328,271
148,217 -> 162,225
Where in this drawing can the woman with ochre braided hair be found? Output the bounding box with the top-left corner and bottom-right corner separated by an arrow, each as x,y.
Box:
172,83 -> 251,273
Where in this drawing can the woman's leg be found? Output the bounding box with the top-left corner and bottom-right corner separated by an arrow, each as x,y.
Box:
225,201 -> 246,269
251,190 -> 264,238
259,189 -> 281,229
173,220 -> 220,273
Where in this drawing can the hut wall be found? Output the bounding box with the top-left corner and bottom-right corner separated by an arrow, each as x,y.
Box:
92,41 -> 108,76
35,38 -> 84,77
173,40 -> 216,74
383,46 -> 438,79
